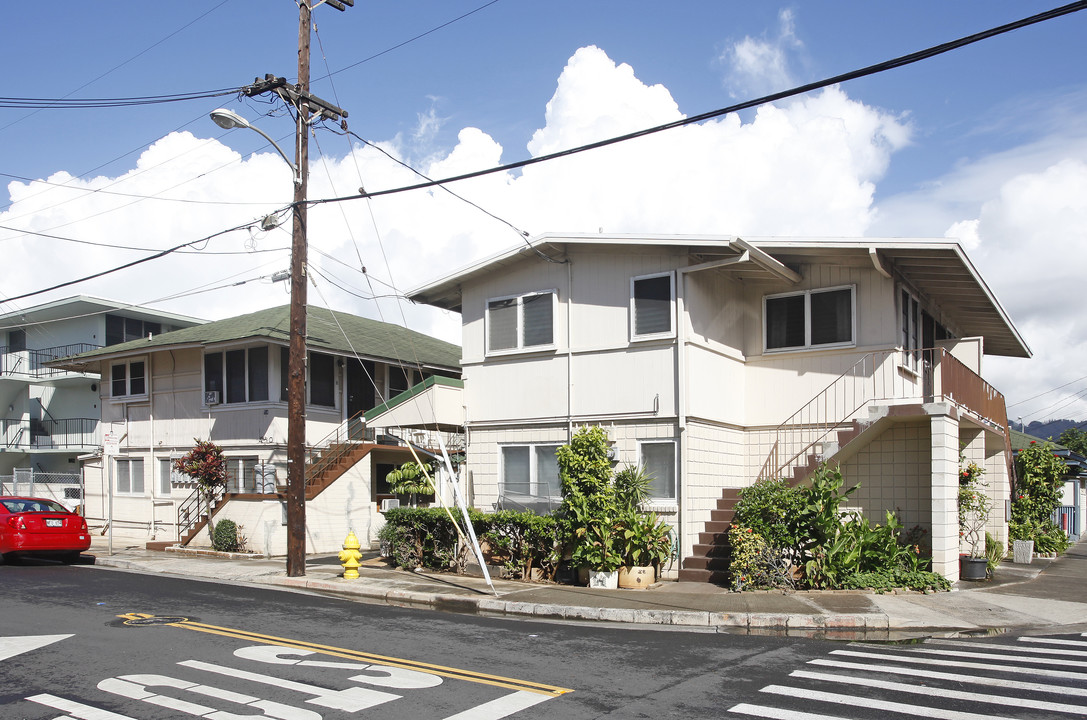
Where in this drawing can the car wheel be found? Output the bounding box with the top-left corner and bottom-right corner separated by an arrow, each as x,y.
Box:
1,553 -> 18,565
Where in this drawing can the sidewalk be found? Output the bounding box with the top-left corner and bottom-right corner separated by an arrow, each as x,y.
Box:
86,535 -> 1087,640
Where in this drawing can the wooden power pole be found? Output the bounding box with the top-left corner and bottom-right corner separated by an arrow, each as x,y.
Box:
285,0 -> 352,577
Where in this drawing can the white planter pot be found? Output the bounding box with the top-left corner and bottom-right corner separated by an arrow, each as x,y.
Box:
587,569 -> 619,589
1013,539 -> 1034,564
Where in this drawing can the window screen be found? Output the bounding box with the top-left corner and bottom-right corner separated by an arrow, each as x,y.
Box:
633,275 -> 673,336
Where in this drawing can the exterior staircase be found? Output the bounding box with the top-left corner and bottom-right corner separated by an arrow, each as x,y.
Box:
677,420 -> 866,584
171,418 -> 379,548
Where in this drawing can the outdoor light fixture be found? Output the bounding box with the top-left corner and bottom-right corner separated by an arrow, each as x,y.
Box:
209,108 -> 301,184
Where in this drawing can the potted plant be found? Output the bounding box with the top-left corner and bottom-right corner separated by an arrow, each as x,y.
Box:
385,461 -> 435,507
958,457 -> 990,581
618,510 -> 673,589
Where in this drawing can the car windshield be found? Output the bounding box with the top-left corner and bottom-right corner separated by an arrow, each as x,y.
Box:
1,499 -> 68,513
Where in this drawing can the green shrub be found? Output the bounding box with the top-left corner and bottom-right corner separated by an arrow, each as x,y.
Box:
212,519 -> 244,552
727,526 -> 793,591
378,507 -> 461,570
474,510 -> 557,580
379,506 -> 562,579
839,569 -> 951,593
733,478 -> 804,552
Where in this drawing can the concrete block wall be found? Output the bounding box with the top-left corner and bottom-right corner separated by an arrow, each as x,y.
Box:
840,421 -> 932,533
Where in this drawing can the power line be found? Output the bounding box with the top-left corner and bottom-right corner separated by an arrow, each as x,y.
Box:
0,216 -> 269,304
307,1 -> 1087,207
0,89 -> 241,109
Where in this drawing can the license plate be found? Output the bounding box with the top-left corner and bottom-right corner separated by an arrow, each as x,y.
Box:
45,518 -> 63,528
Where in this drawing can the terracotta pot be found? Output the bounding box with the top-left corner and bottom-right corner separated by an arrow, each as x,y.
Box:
618,565 -> 655,589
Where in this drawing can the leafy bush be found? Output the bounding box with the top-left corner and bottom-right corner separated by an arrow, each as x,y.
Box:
984,531 -> 1004,577
379,506 -> 562,579
212,519 -> 244,552
728,465 -> 940,591
727,526 -> 793,591
839,569 -> 950,593
378,507 -> 461,570
475,510 -> 557,580
732,478 -> 804,552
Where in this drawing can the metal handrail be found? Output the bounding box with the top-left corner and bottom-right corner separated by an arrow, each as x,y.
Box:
1,343 -> 101,378
176,484 -> 226,542
758,347 -> 1010,483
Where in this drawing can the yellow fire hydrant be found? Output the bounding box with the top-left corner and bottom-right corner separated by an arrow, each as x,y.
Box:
339,531 -> 363,580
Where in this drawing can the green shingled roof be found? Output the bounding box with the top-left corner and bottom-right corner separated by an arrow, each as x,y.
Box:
51,305 -> 460,370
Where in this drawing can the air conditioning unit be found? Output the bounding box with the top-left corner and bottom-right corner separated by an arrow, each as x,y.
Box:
204,391 -> 220,406
381,498 -> 400,512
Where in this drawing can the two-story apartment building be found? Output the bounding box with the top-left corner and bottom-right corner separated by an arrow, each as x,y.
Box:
408,233 -> 1030,582
50,304 -> 462,554
0,297 -> 203,486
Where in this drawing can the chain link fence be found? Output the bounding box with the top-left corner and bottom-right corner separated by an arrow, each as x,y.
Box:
0,469 -> 84,511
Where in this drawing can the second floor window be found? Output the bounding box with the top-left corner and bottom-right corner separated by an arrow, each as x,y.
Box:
205,347 -> 269,404
487,291 -> 555,354
764,286 -> 855,351
631,272 -> 674,339
110,360 -> 146,398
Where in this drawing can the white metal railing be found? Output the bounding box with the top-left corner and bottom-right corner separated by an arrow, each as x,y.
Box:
756,348 -> 1008,484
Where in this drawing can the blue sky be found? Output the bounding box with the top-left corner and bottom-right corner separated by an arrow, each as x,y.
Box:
2,1 -> 1086,422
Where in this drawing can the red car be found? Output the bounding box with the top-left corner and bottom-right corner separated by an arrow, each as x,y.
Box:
0,496 -> 91,564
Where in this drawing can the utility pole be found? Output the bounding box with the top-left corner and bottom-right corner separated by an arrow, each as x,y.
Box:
284,0 -> 352,577
284,0 -> 312,578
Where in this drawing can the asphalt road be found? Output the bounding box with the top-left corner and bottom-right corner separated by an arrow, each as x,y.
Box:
1,561 -> 827,719
3,562 -> 1085,719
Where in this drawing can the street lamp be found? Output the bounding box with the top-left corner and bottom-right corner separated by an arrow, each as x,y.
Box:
210,109 -> 300,184
209,104 -> 310,577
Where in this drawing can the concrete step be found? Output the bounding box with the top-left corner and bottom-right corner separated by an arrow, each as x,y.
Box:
677,567 -> 730,585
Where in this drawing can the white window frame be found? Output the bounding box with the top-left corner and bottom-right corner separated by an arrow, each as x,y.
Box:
156,456 -> 182,497
499,443 -> 562,499
638,440 -> 677,501
763,285 -> 856,352
485,290 -> 557,356
114,457 -> 145,496
109,358 -> 148,400
630,272 -> 676,341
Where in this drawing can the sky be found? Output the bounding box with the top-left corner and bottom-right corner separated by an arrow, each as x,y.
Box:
2,1 -> 1086,426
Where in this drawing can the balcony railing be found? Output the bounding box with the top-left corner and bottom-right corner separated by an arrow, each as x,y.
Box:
0,343 -> 101,379
758,348 -> 1009,483
2,418 -> 99,450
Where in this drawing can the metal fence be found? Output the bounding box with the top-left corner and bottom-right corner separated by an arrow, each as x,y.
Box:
0,469 -> 83,510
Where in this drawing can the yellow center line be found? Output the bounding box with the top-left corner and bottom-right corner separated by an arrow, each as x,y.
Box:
117,613 -> 572,697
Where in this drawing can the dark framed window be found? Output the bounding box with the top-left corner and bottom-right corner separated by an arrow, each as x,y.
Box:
205,347 -> 270,404
631,273 -> 674,338
309,352 -> 336,407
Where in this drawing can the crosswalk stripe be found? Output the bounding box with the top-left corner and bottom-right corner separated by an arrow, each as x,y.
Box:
850,644 -> 1087,668
728,703 -> 848,719
1018,637 -> 1087,648
809,658 -> 1087,698
790,669 -> 1087,716
760,685 -> 1018,720
830,649 -> 1087,681
926,638 -> 1087,657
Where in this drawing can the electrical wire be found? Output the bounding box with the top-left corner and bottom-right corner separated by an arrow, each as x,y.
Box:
307,1 -> 1087,207
0,215 -> 272,304
0,223 -> 288,255
313,0 -> 505,82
